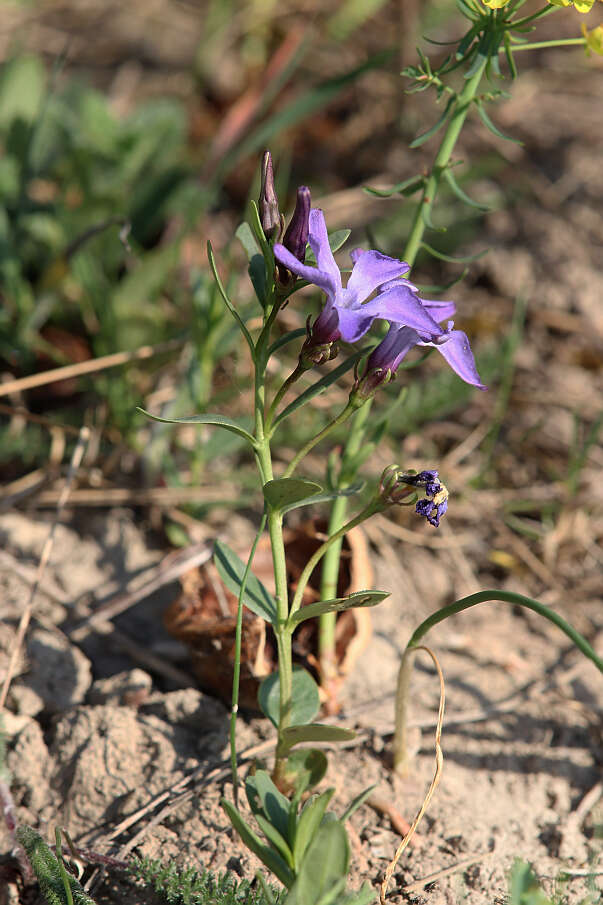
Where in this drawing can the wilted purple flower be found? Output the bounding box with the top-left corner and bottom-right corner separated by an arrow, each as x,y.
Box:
380,467 -> 449,528
274,209 -> 444,346
259,150 -> 281,241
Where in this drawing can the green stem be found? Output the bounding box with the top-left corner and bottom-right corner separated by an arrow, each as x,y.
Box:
403,56 -> 488,268
282,400 -> 357,479
289,500 -> 383,619
504,38 -> 585,53
230,510 -> 267,805
394,590 -> 603,774
318,402 -> 373,685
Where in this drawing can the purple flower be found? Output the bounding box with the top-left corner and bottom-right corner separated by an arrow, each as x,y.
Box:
282,186 -> 311,264
364,306 -> 486,390
274,209 -> 444,344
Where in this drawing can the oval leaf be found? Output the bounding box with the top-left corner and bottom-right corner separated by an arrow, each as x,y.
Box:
213,539 -> 277,625
289,590 -> 389,628
137,408 -> 256,446
280,723 -> 356,751
246,770 -> 291,842
258,666 -> 320,729
263,478 -> 323,512
283,749 -> 328,796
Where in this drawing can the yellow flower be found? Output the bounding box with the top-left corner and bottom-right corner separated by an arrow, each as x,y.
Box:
481,0 -> 512,7
547,0 -> 597,13
582,21 -> 603,53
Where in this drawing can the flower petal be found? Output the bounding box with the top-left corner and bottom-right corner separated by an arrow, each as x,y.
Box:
358,286 -> 444,335
422,299 -> 457,322
336,307 -> 375,343
273,243 -> 338,298
432,330 -> 487,389
308,209 -> 342,290
368,325 -> 419,372
345,250 -> 410,305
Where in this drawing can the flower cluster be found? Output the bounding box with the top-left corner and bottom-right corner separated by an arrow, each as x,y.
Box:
272,207 -> 485,393
482,0 -> 601,10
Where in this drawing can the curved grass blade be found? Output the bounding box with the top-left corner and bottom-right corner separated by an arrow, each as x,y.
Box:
207,240 -> 255,353
444,167 -> 490,211
137,408 -> 256,446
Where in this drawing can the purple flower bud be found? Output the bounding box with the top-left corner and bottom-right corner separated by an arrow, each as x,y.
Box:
282,186 -> 311,264
379,467 -> 449,527
258,150 -> 281,241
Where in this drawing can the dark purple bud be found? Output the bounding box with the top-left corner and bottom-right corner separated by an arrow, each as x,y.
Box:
282,186 -> 311,264
259,150 -> 281,241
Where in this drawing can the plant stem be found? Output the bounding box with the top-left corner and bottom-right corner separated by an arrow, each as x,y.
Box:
403,56 -> 488,268
289,499 -> 383,619
230,511 -> 267,805
393,590 -> 603,774
504,38 -> 585,52
265,363 -> 305,434
282,399 -> 357,479
317,402 -> 372,689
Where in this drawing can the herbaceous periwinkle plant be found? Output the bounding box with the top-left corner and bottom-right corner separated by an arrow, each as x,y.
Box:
140,2 -> 603,903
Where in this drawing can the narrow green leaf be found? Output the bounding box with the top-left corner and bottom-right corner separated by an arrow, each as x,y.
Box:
339,882 -> 377,905
235,221 -> 266,305
443,167 -> 490,211
413,268 -> 469,294
289,590 -> 389,628
213,540 -> 277,624
258,667 -> 320,729
207,240 -> 255,352
504,33 -> 519,80
254,814 -> 294,867
420,240 -> 488,264
274,351 -> 365,428
263,478 -> 323,512
280,481 -> 364,515
268,328 -> 307,358
280,723 -> 356,751
340,784 -> 377,823
293,789 -> 334,870
475,100 -> 523,145
137,408 -> 256,446
409,95 -> 456,149
363,175 -> 424,198
221,799 -> 295,888
246,770 -> 292,842
420,202 -> 446,232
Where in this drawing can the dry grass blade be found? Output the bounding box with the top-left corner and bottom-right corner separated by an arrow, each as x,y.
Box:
380,645 -> 445,905
0,339 -> 180,398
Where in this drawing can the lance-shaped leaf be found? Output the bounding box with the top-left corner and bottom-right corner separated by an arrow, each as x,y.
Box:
420,240 -> 488,265
221,799 -> 295,889
292,788 -> 335,870
138,409 -> 256,446
273,351 -> 365,429
235,221 -> 267,306
268,327 -> 307,358
340,784 -> 377,823
289,590 -> 389,628
258,667 -> 320,729
213,539 -> 277,624
279,481 -> 364,516
475,99 -> 523,145
263,478 -> 323,512
246,770 -> 292,843
207,240 -> 255,353
280,723 -> 356,751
